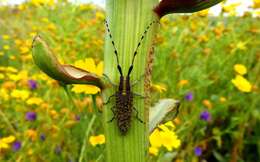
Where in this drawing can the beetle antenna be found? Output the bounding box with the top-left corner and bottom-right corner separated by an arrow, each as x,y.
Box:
127,20 -> 158,76
105,20 -> 123,76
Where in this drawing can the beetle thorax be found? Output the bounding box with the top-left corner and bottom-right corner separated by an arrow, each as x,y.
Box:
118,76 -> 131,95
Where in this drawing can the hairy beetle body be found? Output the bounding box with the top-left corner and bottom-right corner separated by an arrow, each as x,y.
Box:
105,20 -> 156,135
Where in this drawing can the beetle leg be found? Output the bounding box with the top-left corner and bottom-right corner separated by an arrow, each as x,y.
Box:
103,94 -> 116,105
131,74 -> 145,87
133,107 -> 145,124
133,92 -> 146,99
103,74 -> 117,87
107,106 -> 116,123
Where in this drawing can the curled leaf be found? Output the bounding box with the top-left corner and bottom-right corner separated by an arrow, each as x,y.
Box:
149,99 -> 180,132
32,35 -> 105,89
154,0 -> 224,18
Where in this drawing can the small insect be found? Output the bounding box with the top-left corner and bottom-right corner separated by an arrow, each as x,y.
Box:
104,20 -> 157,135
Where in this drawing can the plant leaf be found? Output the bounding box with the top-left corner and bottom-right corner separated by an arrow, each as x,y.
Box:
154,0 -> 224,18
32,35 -> 105,89
149,99 -> 180,132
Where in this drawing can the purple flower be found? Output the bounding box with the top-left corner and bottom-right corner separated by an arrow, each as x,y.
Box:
40,133 -> 46,141
55,145 -> 62,155
200,111 -> 211,121
194,146 -> 202,156
75,115 -> 80,121
185,92 -> 193,101
12,141 -> 22,151
25,112 -> 37,121
28,79 -> 37,90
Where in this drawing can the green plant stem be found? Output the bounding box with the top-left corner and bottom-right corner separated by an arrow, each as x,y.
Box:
59,84 -> 76,125
62,84 -> 76,109
0,109 -> 17,135
103,0 -> 158,161
78,114 -> 96,162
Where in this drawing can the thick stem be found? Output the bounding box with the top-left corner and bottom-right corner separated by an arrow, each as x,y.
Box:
103,0 -> 158,162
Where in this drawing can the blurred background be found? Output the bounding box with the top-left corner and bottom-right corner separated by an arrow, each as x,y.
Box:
0,0 -> 259,162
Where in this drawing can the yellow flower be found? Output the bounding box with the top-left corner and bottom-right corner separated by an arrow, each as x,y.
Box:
164,121 -> 175,128
0,89 -> 9,101
31,0 -> 54,6
5,66 -> 18,73
198,35 -> 209,43
18,4 -> 26,11
236,41 -> 247,51
50,109 -> 59,119
197,9 -> 209,17
27,149 -> 34,155
15,39 -> 22,46
222,3 -> 241,15
0,135 -> 16,150
151,83 -> 167,93
79,4 -> 95,11
231,75 -> 252,93
41,17 -> 49,23
234,64 -> 247,75
20,46 -> 30,54
219,97 -> 227,103
158,124 -> 181,151
149,129 -> 162,148
149,121 -> 181,155
89,134 -> 105,146
8,70 -> 28,81
72,58 -> 103,95
149,147 -> 159,156
2,35 -> 10,40
0,73 -> 4,79
178,79 -> 189,87
96,11 -> 105,20
3,45 -> 10,50
252,0 -> 260,9
25,129 -> 37,141
64,120 -> 78,128
30,32 -> 37,37
47,23 -> 57,31
202,99 -> 212,109
11,89 -> 30,100
26,97 -> 43,106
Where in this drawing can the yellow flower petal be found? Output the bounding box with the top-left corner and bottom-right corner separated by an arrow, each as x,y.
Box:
164,121 -> 176,129
26,97 -> 43,105
25,129 -> 37,141
83,58 -> 96,73
160,130 -> 181,151
178,79 -> 189,87
96,61 -> 104,76
219,97 -> 227,103
234,64 -> 247,75
231,75 -> 252,93
72,85 -> 100,95
2,35 -> 10,40
0,143 -> 9,149
149,129 -> 162,148
151,83 -> 167,93
158,124 -> 170,132
202,99 -> 213,109
1,135 -> 16,143
89,134 -> 105,146
149,147 -> 159,156
11,89 -> 30,100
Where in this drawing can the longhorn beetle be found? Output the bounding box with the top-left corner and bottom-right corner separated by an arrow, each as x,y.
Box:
104,20 -> 157,135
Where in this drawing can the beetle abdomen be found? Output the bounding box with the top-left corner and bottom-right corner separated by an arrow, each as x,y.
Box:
115,91 -> 133,135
